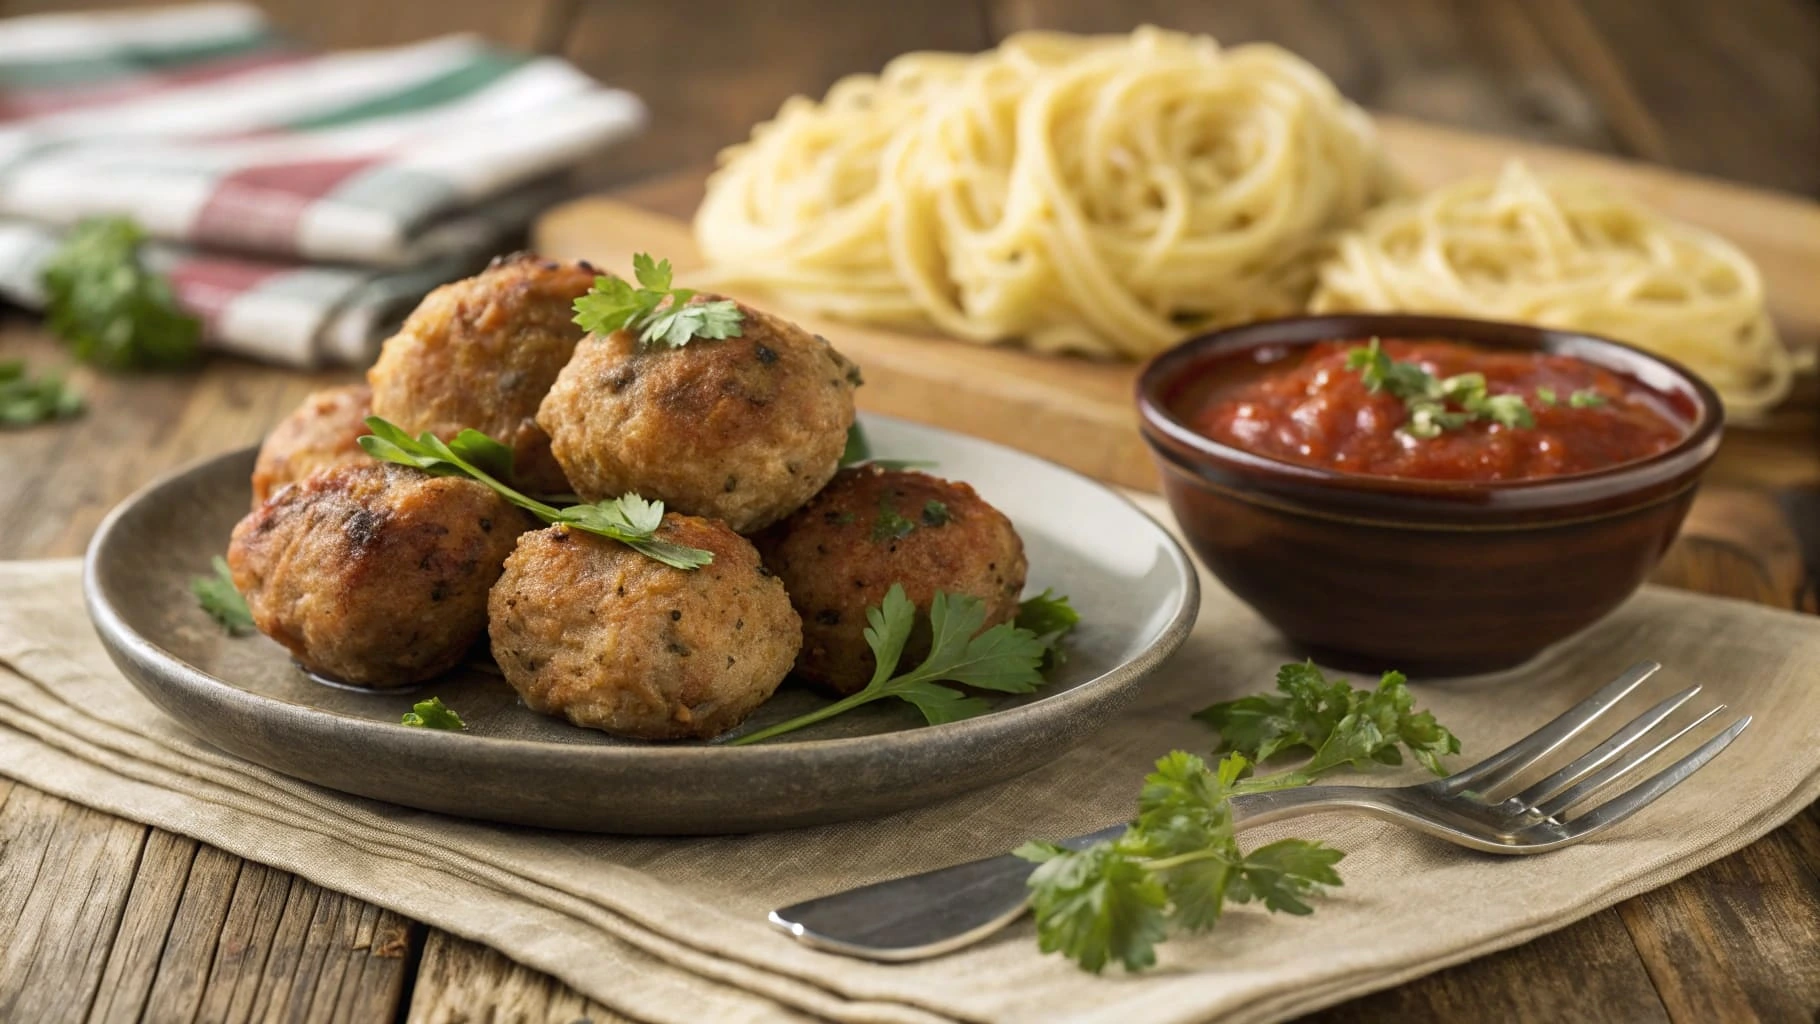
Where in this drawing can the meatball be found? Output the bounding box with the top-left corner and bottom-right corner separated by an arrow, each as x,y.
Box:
367,252 -> 596,496
251,384 -> 373,507
755,466 -> 1027,693
537,296 -> 859,533
488,516 -> 801,740
228,463 -> 526,688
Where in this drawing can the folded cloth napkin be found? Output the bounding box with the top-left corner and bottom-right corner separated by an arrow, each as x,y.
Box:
0,3 -> 644,366
2,496 -> 1819,1023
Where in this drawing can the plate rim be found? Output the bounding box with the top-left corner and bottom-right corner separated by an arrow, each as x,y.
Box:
84,413 -> 1201,770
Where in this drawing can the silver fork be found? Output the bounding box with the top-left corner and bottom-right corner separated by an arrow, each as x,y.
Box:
770,661 -> 1750,960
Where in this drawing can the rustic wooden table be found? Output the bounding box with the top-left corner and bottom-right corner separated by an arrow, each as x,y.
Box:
2,1 -> 1818,1021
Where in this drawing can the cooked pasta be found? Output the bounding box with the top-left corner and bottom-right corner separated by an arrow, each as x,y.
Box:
694,27 -> 1392,358
1312,163 -> 1798,418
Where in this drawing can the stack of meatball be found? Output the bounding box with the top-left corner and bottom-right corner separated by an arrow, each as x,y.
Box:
228,254 -> 1028,741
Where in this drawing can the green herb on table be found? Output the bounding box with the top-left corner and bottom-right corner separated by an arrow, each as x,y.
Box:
41,216 -> 201,370
191,556 -> 253,635
840,422 -> 936,471
728,583 -> 1067,744
1019,663 -> 1459,973
1345,338 -> 1535,439
1194,661 -> 1460,779
0,361 -> 83,427
358,417 -> 713,570
571,252 -> 743,348
401,697 -> 466,730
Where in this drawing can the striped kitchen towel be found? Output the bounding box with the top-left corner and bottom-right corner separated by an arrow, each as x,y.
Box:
0,3 -> 644,366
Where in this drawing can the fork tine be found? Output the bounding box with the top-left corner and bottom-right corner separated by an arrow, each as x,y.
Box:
1513,685 -> 1702,808
1442,661 -> 1659,795
1558,717 -> 1751,841
1536,705 -> 1727,819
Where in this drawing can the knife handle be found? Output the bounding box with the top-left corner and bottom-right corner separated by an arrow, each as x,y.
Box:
768,824 -> 1126,960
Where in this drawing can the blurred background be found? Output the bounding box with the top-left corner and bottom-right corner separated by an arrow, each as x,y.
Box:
7,0 -> 1804,195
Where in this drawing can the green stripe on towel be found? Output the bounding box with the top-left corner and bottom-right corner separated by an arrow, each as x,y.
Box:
283,49 -> 532,131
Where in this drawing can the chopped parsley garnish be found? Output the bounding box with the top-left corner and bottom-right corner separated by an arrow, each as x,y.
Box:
1018,662 -> 1459,973
42,216 -> 200,370
359,417 -> 713,570
1569,388 -> 1606,408
0,361 -> 83,427
401,697 -> 465,730
728,583 -> 1067,744
921,500 -> 950,526
871,496 -> 918,541
191,556 -> 253,635
571,253 -> 743,348
1345,339 -> 1536,439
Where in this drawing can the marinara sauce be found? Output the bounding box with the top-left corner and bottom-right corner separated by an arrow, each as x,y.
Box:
1191,339 -> 1687,481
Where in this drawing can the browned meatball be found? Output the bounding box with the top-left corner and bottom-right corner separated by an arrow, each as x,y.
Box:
251,384 -> 373,508
536,296 -> 859,533
755,466 -> 1027,693
367,252 -> 596,496
228,463 -> 527,688
488,516 -> 801,740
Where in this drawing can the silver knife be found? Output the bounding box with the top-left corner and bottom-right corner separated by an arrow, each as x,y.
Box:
768,824 -> 1124,960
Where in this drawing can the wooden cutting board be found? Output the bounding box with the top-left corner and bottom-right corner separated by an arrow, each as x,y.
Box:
534,115 -> 1820,492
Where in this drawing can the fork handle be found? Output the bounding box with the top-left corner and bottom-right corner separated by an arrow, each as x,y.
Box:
768,786 -> 1385,961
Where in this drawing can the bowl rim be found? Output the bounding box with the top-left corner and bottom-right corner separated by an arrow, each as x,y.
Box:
1135,313 -> 1726,503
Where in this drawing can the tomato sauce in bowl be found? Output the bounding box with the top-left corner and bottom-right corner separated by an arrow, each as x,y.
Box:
1189,339 -> 1688,482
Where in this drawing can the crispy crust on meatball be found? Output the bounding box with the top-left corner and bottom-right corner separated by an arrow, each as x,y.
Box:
367,252 -> 596,495
251,384 -> 373,508
228,463 -> 527,688
488,517 -> 802,740
536,296 -> 859,533
755,466 -> 1027,693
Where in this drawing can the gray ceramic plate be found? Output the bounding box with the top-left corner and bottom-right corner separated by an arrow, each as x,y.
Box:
85,415 -> 1198,833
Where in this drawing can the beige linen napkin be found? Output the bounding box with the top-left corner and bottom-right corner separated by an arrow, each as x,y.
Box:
2,504 -> 1819,1023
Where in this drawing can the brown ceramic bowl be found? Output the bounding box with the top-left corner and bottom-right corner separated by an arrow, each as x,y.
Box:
1137,314 -> 1724,675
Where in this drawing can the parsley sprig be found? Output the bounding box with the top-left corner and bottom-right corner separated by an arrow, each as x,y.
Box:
1017,663 -> 1459,973
728,585 -> 1076,745
1195,662 -> 1460,781
1017,751 -> 1344,973
402,697 -> 466,730
358,417 -> 713,570
0,360 -> 82,427
191,556 -> 254,634
571,253 -> 743,347
42,217 -> 200,370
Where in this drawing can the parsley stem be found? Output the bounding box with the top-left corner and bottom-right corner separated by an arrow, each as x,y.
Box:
725,691 -> 879,745
1140,848 -> 1239,872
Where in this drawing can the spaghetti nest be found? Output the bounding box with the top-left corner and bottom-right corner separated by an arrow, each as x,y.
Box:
1312,163 -> 1799,418
695,27 -> 1391,358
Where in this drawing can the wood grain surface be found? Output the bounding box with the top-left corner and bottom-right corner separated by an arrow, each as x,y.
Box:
1,1 -> 1817,1022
